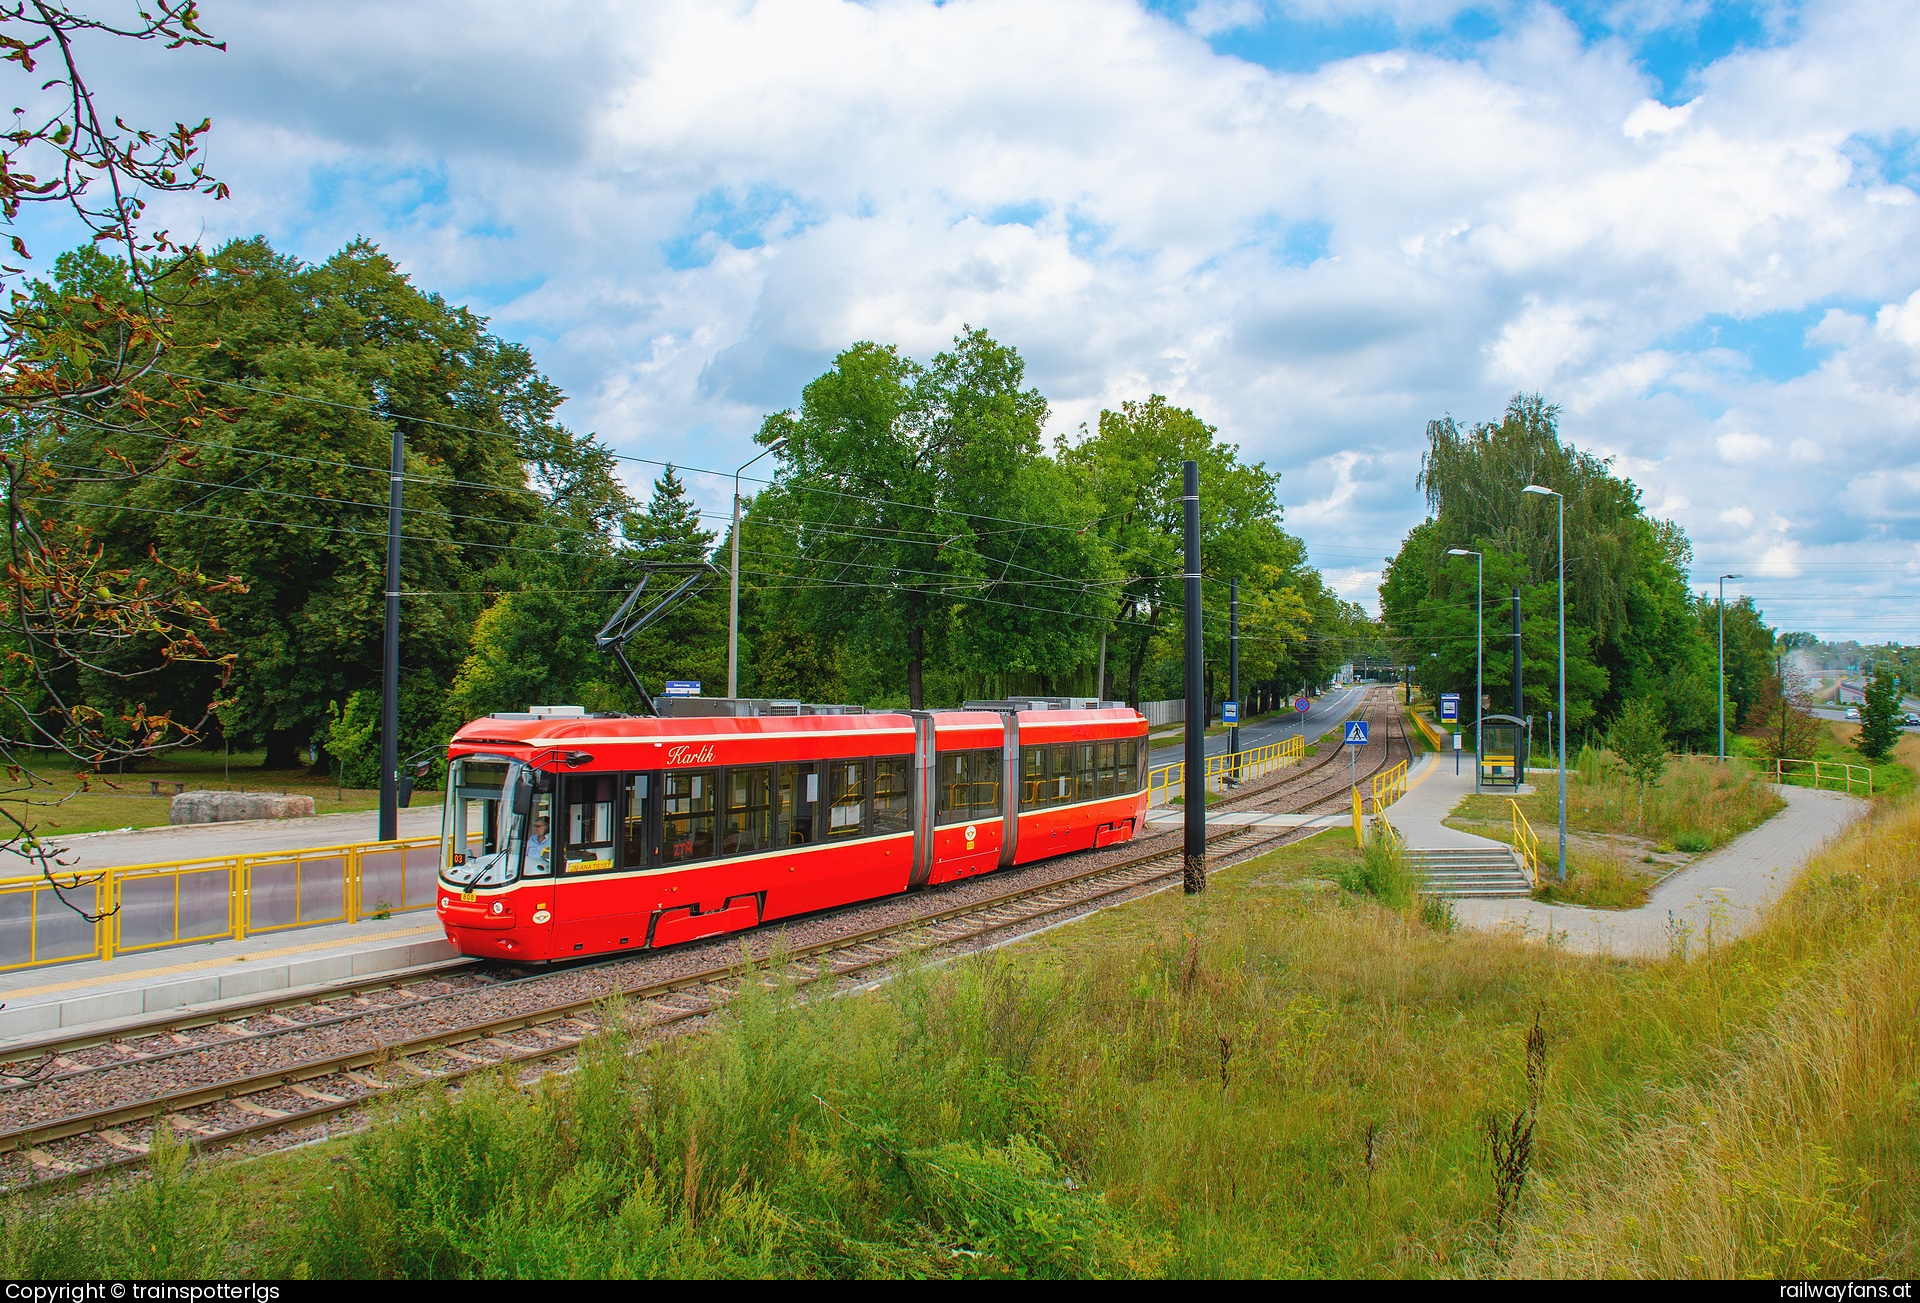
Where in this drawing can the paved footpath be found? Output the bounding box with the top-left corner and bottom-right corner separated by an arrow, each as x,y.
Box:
1382,757 -> 1869,958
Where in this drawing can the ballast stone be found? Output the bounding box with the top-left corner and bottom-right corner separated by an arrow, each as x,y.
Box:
169,791 -> 317,825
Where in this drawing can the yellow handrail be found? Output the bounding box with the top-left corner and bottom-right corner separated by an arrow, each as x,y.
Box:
1148,733 -> 1305,806
1770,757 -> 1873,798
1508,798 -> 1540,889
0,833 -> 442,974
1369,759 -> 1408,812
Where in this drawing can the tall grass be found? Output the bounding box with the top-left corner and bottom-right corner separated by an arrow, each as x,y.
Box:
1507,796 -> 1920,1276
1498,749 -> 1783,854
3,798 -> 1915,1278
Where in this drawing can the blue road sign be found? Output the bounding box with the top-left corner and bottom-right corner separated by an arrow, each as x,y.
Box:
1222,702 -> 1239,724
1294,696 -> 1311,714
1440,693 -> 1459,722
1344,721 -> 1370,745
662,680 -> 702,697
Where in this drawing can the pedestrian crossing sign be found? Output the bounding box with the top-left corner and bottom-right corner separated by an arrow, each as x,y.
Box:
1344,721 -> 1369,745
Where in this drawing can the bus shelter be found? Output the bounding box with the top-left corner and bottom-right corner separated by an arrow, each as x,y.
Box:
1478,714 -> 1527,789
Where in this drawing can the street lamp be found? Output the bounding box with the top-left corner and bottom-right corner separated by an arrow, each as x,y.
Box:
728,438 -> 787,698
1522,484 -> 1566,883
1447,548 -> 1483,794
1718,572 -> 1742,762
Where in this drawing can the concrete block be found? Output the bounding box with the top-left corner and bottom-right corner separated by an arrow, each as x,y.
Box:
148,977 -> 220,1011
60,989 -> 144,1027
0,1003 -> 61,1041
349,945 -> 411,976
284,956 -> 353,988
170,791 -> 316,825
218,967 -> 289,1000
407,939 -> 457,966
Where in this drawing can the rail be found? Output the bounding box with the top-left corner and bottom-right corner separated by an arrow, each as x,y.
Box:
0,835 -> 443,974
1508,798 -> 1541,889
1148,733 -> 1305,806
1770,758 -> 1873,799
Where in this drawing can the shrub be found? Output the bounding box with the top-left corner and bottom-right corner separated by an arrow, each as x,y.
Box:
1337,824 -> 1417,910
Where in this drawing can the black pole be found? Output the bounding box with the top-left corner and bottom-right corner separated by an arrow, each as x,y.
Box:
1182,460 -> 1205,895
1511,587 -> 1524,770
1228,577 -> 1240,779
379,426 -> 403,842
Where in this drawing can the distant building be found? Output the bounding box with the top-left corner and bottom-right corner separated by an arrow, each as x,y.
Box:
1839,680 -> 1868,705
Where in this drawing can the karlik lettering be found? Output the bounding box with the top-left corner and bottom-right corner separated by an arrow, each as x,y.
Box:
665,744 -> 716,765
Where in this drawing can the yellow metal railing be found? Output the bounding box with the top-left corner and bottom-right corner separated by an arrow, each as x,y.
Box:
1771,758 -> 1873,798
1508,798 -> 1540,890
0,835 -> 442,974
1370,760 -> 1408,812
1408,708 -> 1449,750
1148,734 -> 1305,806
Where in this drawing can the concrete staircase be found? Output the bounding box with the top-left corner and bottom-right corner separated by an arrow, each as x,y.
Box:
1403,846 -> 1534,898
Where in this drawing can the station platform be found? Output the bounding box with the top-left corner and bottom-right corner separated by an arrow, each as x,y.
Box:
0,911 -> 457,1047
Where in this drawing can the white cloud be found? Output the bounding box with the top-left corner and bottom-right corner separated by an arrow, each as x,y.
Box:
1716,431 -> 1775,462
69,0 -> 1920,639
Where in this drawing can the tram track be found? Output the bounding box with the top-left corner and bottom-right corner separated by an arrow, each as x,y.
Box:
0,820 -> 1287,1192
1203,688 -> 1412,818
0,694 -> 1417,1194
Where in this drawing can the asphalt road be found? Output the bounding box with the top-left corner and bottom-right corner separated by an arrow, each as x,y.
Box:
1145,682 -> 1370,771
1810,705 -> 1920,727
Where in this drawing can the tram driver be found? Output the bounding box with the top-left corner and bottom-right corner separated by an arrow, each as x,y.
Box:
526,815 -> 552,873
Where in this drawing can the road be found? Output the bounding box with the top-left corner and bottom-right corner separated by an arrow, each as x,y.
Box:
1810,705 -> 1920,727
1145,683 -> 1370,772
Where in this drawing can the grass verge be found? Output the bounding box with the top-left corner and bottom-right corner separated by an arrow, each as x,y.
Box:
1446,750 -> 1784,909
3,796 -> 1911,1278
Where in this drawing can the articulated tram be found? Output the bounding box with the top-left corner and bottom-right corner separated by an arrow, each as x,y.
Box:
435,701 -> 1149,962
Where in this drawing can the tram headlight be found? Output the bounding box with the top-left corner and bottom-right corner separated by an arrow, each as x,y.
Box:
491,901 -> 505,915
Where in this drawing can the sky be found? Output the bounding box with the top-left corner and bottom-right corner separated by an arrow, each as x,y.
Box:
36,0 -> 1920,641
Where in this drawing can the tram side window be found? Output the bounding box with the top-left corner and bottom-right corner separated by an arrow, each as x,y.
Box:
777,763 -> 818,845
724,766 -> 775,855
1076,743 -> 1097,802
1051,743 -> 1075,804
1096,741 -> 1119,798
826,760 -> 867,838
524,786 -> 554,878
662,770 -> 717,864
940,748 -> 1003,824
1117,738 -> 1140,793
971,748 -> 1004,819
623,774 -> 651,867
937,752 -> 970,823
873,756 -> 911,834
562,775 -> 618,871
1020,745 -> 1048,811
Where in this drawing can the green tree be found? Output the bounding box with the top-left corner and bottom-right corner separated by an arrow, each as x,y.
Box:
1382,393 -> 1712,742
43,237 -> 632,767
1059,395 -> 1323,713
1608,697 -> 1668,818
1746,664 -> 1822,761
1858,666 -> 1900,762
754,330 -> 1109,709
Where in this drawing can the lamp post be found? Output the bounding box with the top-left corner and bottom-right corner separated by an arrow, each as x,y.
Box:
728,439 -> 786,699
1523,484 -> 1566,882
1718,572 -> 1742,762
378,424 -> 403,843
1447,548 -> 1483,794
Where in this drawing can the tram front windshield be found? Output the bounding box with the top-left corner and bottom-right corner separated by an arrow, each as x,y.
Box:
441,758 -> 544,887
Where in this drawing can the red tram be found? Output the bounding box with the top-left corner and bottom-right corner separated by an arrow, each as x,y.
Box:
434,701 -> 1149,962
